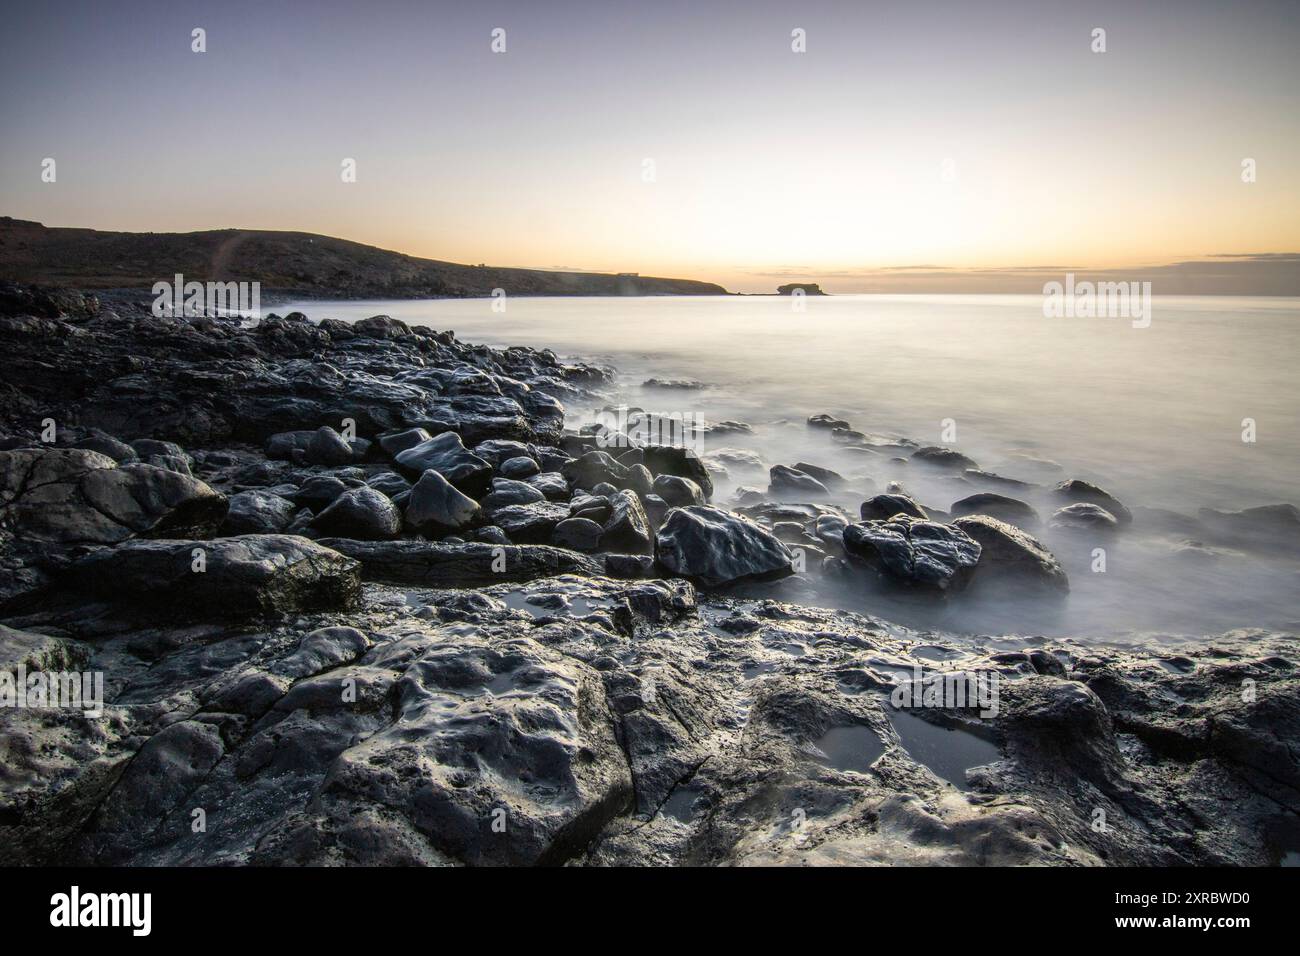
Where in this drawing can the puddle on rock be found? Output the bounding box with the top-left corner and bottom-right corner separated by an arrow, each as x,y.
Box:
887,707 -> 1000,791
660,786 -> 702,822
812,725 -> 887,774
497,590 -> 608,618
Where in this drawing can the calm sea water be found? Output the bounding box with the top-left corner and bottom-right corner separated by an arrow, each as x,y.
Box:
275,294 -> 1300,640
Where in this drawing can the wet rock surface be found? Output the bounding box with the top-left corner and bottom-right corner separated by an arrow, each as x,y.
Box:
655,505 -> 794,587
2,288 -> 1297,868
842,516 -> 981,592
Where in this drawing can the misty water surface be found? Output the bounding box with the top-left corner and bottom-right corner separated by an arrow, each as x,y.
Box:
275,294 -> 1300,641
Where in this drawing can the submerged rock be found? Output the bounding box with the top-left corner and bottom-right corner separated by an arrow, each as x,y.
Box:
1053,479 -> 1132,524
1198,503 -> 1300,554
1049,502 -> 1119,531
950,492 -> 1040,527
768,464 -> 829,498
911,446 -> 978,471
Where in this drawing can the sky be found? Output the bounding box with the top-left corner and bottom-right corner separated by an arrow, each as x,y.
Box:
1,0 -> 1298,293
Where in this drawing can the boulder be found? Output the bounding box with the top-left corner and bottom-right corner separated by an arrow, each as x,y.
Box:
403,469 -> 481,535
526,471 -> 570,500
309,486 -> 402,540
221,489 -> 297,535
377,427 -> 433,457
860,493 -> 928,522
561,450 -> 629,490
0,448 -> 227,546
352,314 -> 411,339
952,515 -> 1068,596
306,426 -> 355,466
641,445 -> 713,499
807,414 -> 851,430
553,517 -> 604,552
498,456 -> 540,479
472,439 -> 534,468
293,475 -> 355,511
793,462 -> 846,488
569,493 -> 612,523
842,515 -> 981,592
655,505 -> 793,588
72,433 -> 137,464
481,477 -> 546,511
265,431 -> 314,461
366,471 -> 412,500
623,463 -> 654,497
604,553 -> 657,578
490,501 -> 570,544
394,432 -> 492,495
600,490 -> 653,555
768,465 -> 830,498
1198,504 -> 1300,554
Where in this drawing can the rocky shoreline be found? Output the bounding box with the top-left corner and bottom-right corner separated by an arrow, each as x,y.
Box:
1,284 -> 1297,866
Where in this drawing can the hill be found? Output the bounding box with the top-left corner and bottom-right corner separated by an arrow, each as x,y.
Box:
0,218 -> 728,298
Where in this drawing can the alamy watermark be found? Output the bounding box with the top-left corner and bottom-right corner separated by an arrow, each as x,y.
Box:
591,406 -> 707,458
1,665 -> 105,718
152,273 -> 260,318
1042,273 -> 1151,328
890,665 -> 1000,718
50,886 -> 151,936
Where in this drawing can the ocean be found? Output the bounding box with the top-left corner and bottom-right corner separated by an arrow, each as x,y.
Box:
272,294 -> 1300,640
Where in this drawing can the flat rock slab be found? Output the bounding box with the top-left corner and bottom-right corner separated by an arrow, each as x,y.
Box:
318,539 -> 601,586
65,534 -> 361,617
